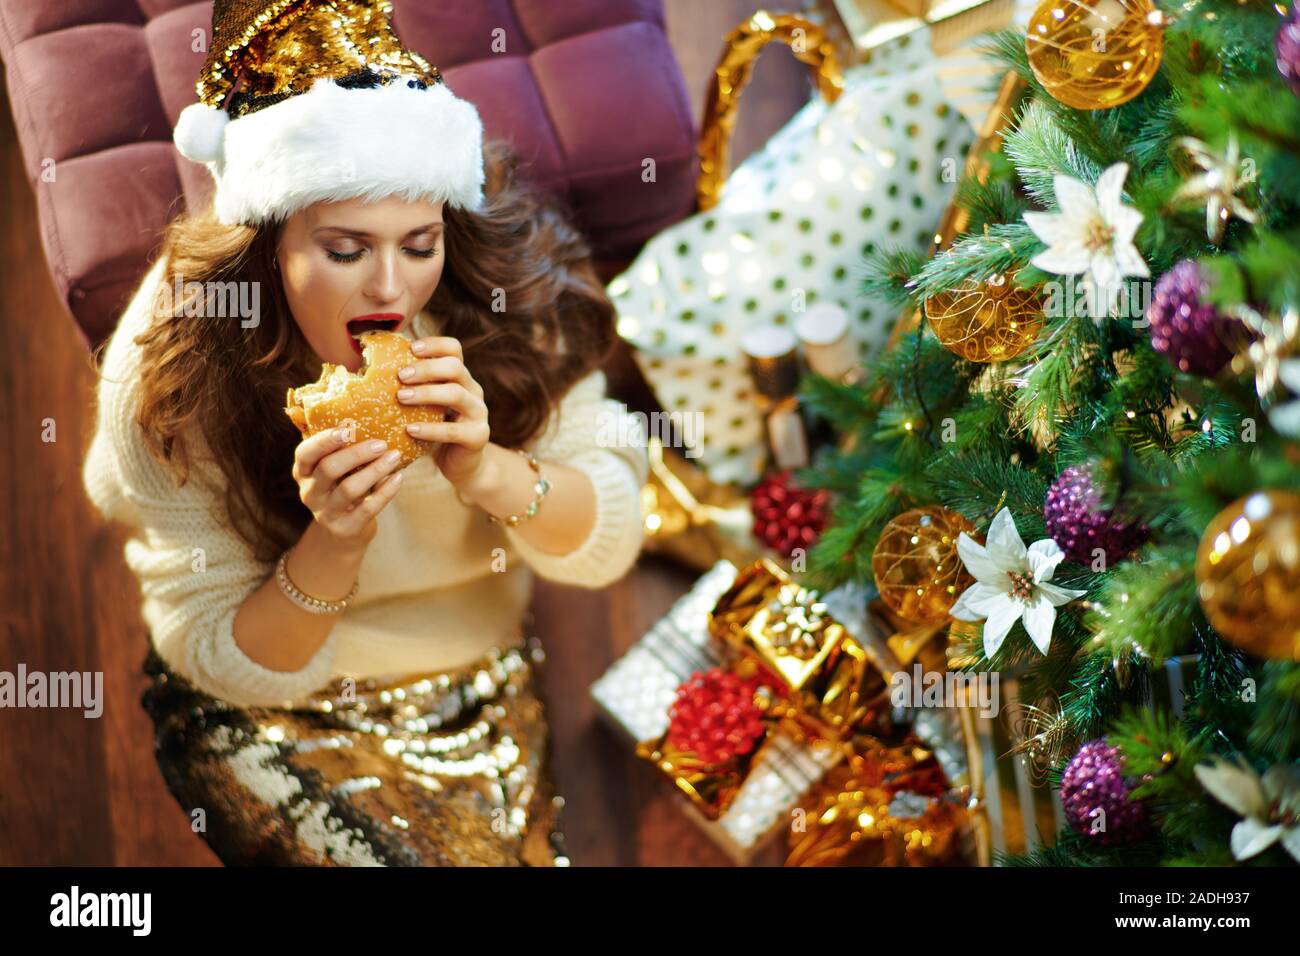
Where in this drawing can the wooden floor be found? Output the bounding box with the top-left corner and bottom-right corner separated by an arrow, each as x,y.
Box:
0,0 -> 808,866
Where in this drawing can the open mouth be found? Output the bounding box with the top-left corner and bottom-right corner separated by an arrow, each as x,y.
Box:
346,314 -> 403,353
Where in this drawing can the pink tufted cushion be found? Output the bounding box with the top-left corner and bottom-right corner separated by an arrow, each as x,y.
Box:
0,0 -> 698,346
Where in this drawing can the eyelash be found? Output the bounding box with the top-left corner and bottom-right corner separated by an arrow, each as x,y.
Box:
326,247 -> 438,263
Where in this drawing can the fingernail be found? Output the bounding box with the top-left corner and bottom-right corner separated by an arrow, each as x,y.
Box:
398,366 -> 415,381
389,472 -> 403,486
405,424 -> 422,435
367,440 -> 387,453
333,428 -> 349,442
383,450 -> 401,465
411,341 -> 429,356
397,388 -> 414,401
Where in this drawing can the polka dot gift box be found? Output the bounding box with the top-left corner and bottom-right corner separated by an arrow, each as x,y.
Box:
611,60 -> 974,486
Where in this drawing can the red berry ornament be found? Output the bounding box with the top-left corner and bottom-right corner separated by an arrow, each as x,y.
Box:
750,471 -> 830,558
665,669 -> 768,767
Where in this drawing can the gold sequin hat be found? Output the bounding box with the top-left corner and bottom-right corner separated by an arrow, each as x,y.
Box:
173,0 -> 485,226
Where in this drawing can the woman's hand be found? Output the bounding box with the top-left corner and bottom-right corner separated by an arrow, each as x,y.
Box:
292,430 -> 404,548
397,336 -> 491,488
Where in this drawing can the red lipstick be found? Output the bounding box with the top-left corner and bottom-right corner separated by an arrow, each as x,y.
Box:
346,313 -> 405,354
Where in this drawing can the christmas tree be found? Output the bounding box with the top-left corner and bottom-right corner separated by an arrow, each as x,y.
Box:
796,0 -> 1300,865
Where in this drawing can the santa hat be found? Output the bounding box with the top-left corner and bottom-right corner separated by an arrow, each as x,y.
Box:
173,0 -> 485,227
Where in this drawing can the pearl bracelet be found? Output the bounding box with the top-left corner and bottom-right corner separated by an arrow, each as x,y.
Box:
485,450 -> 552,527
275,552 -> 359,615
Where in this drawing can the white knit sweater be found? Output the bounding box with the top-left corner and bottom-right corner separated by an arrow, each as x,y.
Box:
84,256 -> 648,708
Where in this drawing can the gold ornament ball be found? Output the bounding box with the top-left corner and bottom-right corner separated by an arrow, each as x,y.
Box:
872,507 -> 978,624
1195,491 -> 1300,661
1025,0 -> 1165,111
924,273 -> 1044,363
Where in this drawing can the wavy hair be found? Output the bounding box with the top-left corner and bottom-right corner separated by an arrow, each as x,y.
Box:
128,139 -> 616,561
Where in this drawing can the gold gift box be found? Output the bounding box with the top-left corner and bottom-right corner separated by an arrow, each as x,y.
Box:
786,737 -> 975,866
634,730 -> 772,821
708,559 -> 892,742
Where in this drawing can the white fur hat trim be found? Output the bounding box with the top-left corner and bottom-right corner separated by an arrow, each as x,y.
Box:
173,102 -> 230,167
173,77 -> 486,225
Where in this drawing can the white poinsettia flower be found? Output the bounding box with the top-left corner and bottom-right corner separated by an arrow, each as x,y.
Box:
1194,758 -> 1300,863
949,507 -> 1087,658
1267,358 -> 1300,438
1022,162 -> 1150,319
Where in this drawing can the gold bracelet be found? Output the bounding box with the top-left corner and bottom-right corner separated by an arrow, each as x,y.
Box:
275,552 -> 359,615
485,450 -> 552,527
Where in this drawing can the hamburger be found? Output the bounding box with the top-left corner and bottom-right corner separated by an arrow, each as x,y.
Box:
285,330 -> 443,468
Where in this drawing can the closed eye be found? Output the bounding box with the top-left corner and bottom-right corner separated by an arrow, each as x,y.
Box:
326,247 -> 439,263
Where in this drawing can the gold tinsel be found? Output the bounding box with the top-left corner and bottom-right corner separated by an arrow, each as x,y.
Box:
1025,0 -> 1165,111
1195,491 -> 1300,661
871,508 -> 978,625
924,272 -> 1045,363
639,436 -> 767,573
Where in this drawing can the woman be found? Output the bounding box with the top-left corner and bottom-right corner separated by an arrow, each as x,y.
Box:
82,0 -> 647,866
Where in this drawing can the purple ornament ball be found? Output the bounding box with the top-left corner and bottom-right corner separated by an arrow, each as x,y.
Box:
1044,464 -> 1147,566
1279,4 -> 1300,97
1060,739 -> 1151,847
1145,261 -> 1234,377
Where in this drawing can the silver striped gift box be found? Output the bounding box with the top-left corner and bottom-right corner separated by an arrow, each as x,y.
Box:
590,561 -> 844,864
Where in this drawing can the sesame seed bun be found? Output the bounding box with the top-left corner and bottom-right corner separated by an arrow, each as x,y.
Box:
285,331 -> 442,468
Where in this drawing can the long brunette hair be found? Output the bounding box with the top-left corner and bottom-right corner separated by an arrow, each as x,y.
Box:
130,140 -> 616,560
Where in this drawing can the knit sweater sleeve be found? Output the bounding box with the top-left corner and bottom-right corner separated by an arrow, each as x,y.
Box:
503,369 -> 648,588
82,258 -> 340,708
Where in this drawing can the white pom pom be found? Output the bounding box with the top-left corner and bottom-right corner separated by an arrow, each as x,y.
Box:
173,103 -> 229,165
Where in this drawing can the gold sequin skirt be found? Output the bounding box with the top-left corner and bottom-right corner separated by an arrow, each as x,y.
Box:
141,637 -> 568,866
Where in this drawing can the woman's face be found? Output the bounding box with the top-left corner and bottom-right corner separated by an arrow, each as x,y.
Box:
276,195 -> 446,371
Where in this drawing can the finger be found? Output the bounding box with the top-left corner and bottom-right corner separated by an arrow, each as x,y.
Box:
294,428 -> 350,479
409,336 -> 463,361
337,472 -> 403,535
308,441 -> 393,515
405,419 -> 490,448
396,382 -> 485,419
315,439 -> 390,484
334,448 -> 403,504
395,356 -> 477,392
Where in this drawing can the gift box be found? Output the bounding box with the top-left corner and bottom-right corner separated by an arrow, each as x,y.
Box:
708,558 -> 894,742
611,30 -> 976,486
592,560 -> 985,864
785,735 -> 976,866
591,561 -> 850,863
